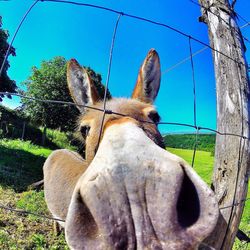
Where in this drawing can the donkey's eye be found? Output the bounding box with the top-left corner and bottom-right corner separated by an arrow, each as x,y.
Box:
80,125 -> 90,138
148,111 -> 160,124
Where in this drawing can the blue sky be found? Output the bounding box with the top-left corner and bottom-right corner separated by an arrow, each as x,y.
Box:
1,0 -> 250,133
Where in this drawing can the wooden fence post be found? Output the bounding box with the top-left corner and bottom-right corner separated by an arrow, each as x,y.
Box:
42,126 -> 47,146
198,0 -> 250,249
4,121 -> 8,134
21,121 -> 26,140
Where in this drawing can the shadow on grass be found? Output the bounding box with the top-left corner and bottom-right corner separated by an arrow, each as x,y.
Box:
0,145 -> 46,192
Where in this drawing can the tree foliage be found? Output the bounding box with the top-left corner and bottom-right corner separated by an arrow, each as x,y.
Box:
22,56 -> 110,131
164,133 -> 215,153
0,16 -> 17,93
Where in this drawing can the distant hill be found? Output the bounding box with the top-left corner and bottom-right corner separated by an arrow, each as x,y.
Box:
1,105 -> 216,154
164,133 -> 215,153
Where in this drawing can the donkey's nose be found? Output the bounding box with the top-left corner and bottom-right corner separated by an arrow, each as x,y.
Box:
65,122 -> 219,250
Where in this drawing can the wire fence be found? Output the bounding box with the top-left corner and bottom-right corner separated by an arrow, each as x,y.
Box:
0,0 -> 249,247
1,197 -> 250,224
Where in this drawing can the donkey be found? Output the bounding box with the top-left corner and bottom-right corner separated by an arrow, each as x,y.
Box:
43,49 -> 219,250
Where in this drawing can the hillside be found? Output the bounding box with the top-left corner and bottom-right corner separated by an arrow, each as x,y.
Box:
164,133 -> 215,153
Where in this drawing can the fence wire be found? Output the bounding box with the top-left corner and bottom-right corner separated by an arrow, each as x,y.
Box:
43,0 -> 248,68
0,0 -> 248,75
0,0 -> 249,248
1,91 -> 249,140
0,197 -> 249,223
0,203 -> 65,222
96,13 -> 122,152
0,0 -> 39,77
162,20 -> 250,76
189,0 -> 250,44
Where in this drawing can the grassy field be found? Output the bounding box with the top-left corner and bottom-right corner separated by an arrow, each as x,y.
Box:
0,139 -> 249,249
0,139 -> 69,249
167,147 -> 214,185
167,147 -> 250,250
164,134 -> 215,153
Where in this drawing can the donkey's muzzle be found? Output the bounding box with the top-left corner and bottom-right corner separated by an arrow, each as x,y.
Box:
65,123 -> 219,250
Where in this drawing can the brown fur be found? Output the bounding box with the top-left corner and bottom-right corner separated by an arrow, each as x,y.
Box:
43,50 -> 219,250
78,98 -> 164,162
43,49 -> 163,223
43,149 -> 88,221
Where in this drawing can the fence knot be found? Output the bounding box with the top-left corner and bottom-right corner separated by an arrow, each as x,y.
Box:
104,109 -> 113,114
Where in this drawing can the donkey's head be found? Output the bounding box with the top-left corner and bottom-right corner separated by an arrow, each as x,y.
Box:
67,49 -> 164,162
65,49 -> 219,250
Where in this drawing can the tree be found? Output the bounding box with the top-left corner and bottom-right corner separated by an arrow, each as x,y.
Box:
0,16 -> 17,93
22,56 -> 110,131
198,0 -> 250,249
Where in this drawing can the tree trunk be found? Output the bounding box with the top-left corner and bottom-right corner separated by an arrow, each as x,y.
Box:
198,0 -> 250,249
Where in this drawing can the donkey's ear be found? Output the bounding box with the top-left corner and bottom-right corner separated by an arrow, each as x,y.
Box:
132,49 -> 161,104
67,59 -> 100,112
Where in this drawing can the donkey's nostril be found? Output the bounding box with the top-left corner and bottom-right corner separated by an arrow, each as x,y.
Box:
176,166 -> 200,228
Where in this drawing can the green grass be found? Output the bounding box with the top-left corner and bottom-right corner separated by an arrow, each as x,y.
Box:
0,139 -> 52,191
167,147 -> 214,185
0,139 -> 69,249
16,191 -> 48,221
0,139 -> 249,249
42,128 -> 78,151
0,138 -> 52,156
167,147 -> 250,249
